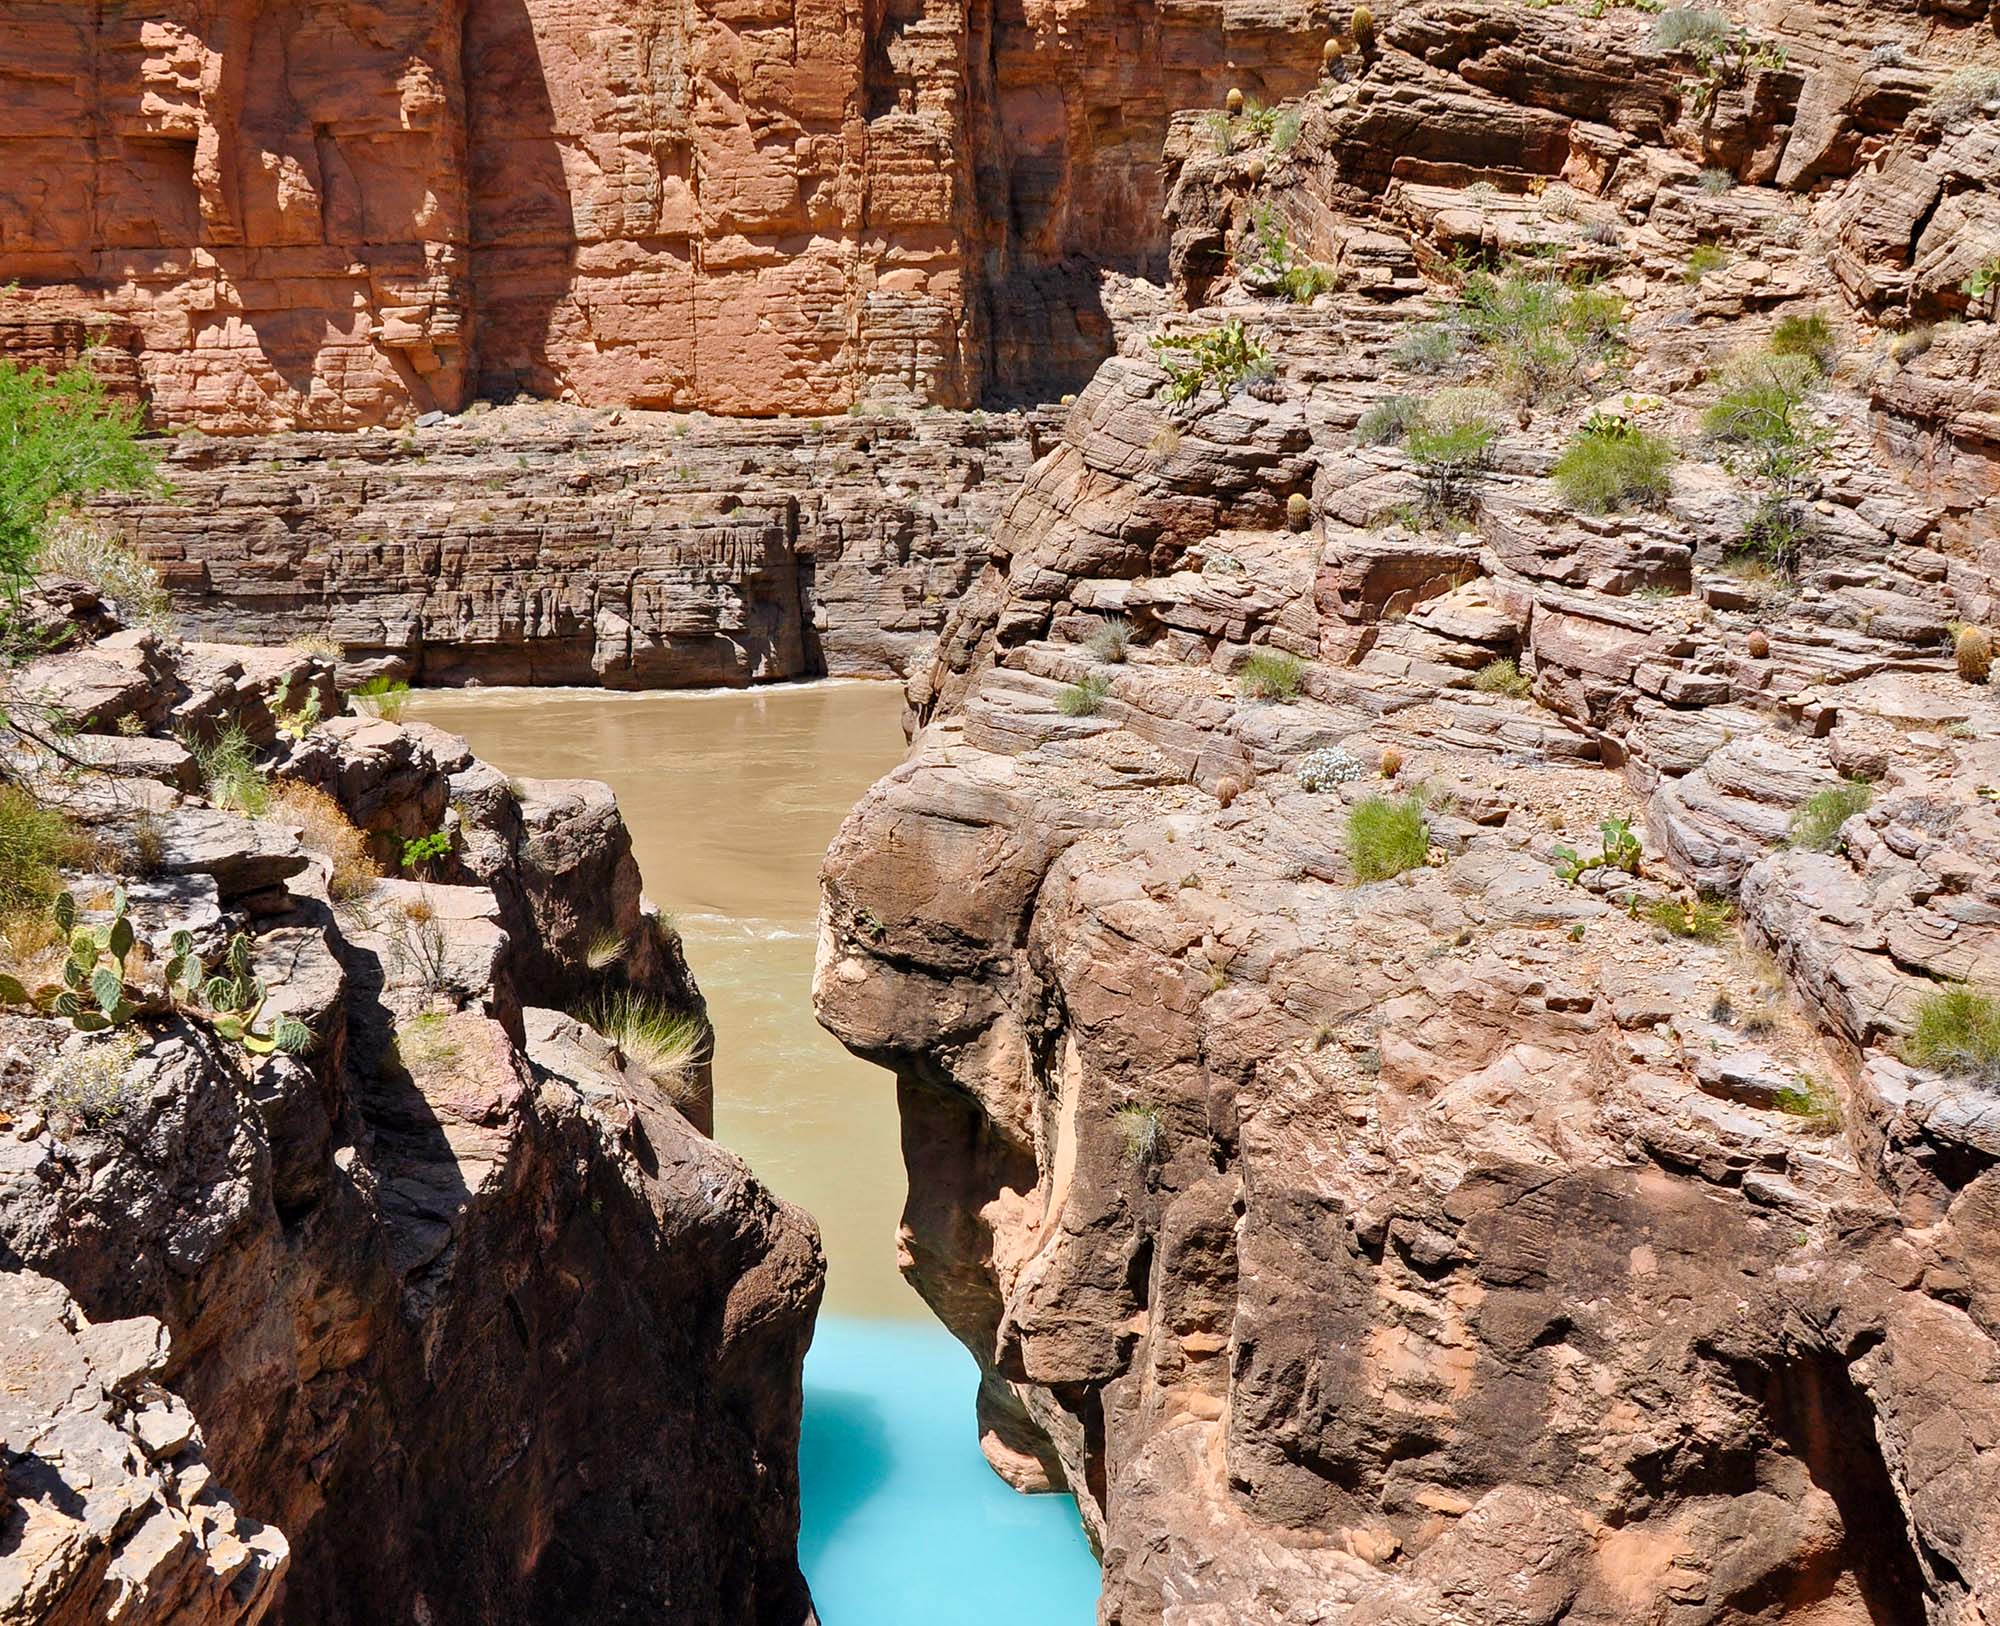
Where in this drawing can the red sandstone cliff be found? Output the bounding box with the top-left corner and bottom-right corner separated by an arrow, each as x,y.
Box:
0,0 -> 1331,430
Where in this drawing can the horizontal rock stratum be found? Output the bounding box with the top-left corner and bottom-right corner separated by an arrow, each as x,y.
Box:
0,0 -> 1324,430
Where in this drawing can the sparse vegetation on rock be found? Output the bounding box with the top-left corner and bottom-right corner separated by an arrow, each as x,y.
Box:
1059,673 -> 1113,715
1905,985 -> 2000,1082
1239,649 -> 1307,701
1347,792 -> 1430,882
1789,779 -> 1873,852
1553,416 -> 1676,512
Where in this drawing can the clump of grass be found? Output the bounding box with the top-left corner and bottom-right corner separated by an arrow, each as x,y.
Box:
1239,649 -> 1307,701
1905,984 -> 2000,1082
1114,1103 -> 1165,1167
1356,394 -> 1424,446
580,991 -> 709,1092
586,928 -> 629,971
1640,895 -> 1735,941
1697,167 -> 1736,194
1684,243 -> 1731,284
266,780 -> 378,901
352,675 -> 412,722
42,1033 -> 144,1128
1654,6 -> 1732,51
189,724 -> 271,815
1058,673 -> 1112,716
1471,657 -> 1532,698
1771,1073 -> 1843,1134
1770,310 -> 1837,375
1347,792 -> 1430,882
1788,778 -> 1873,852
1703,351 -> 1827,576
35,517 -> 171,629
1087,618 -> 1133,663
1553,416 -> 1677,513
0,784 -> 81,926
1406,415 -> 1496,524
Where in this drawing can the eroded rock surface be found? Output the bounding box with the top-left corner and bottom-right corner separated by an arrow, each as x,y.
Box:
1,622 -> 823,1625
815,4 -> 2000,1620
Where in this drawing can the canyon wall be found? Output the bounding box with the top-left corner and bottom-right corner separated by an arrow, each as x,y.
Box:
91,403 -> 1055,686
1,610 -> 822,1623
816,2 -> 2000,1620
0,0 -> 1331,431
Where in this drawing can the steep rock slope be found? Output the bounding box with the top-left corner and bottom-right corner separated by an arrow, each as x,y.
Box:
815,4 -> 2000,1620
0,0 -> 1331,429
1,609 -> 823,1623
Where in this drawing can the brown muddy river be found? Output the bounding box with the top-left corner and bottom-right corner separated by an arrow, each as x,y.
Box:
408,679 -> 916,1318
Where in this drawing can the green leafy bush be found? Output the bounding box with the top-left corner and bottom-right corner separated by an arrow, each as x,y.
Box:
1356,395 -> 1424,446
1150,320 -> 1274,403
1455,264 -> 1627,404
1770,310 -> 1836,374
1702,353 -> 1827,574
1553,417 -> 1677,512
1238,649 -> 1306,701
1471,657 -> 1532,697
0,362 -> 159,597
1347,793 -> 1430,882
400,828 -> 452,872
1788,778 -> 1872,852
1905,985 -> 2000,1082
1406,416 -> 1496,523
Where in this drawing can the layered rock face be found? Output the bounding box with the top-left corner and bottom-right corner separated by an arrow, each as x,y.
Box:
816,4 -> 2000,1620
1,608 -> 823,1623
92,403 -> 1047,686
0,0 -> 1328,430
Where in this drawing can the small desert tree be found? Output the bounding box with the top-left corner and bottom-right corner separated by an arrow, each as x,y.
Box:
0,361 -> 158,598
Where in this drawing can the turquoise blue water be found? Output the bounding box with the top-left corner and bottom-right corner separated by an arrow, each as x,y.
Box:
801,1318 -> 1102,1624
405,685 -> 1101,1625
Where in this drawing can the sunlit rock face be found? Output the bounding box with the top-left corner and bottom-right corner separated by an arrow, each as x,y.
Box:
0,0 -> 1322,429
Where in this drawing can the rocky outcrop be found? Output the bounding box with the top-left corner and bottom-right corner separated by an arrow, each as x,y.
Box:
1,0 -> 1332,431
815,4 -> 2000,1620
1,621 -> 823,1624
88,402 -> 1051,685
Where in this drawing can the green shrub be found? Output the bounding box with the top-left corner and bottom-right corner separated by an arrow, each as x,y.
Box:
1058,673 -> 1112,716
1471,657 -> 1532,697
1553,417 -> 1677,512
0,362 -> 160,597
1150,320 -> 1274,403
1348,793 -> 1430,882
1788,778 -> 1872,852
1770,310 -> 1837,374
1238,649 -> 1306,701
1684,243 -> 1731,283
1905,985 -> 2000,1082
1356,395 -> 1424,446
1640,895 -> 1735,941
1703,353 -> 1827,574
1406,417 -> 1496,522
190,725 -> 270,816
1456,264 -> 1627,404
1246,207 -> 1338,305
